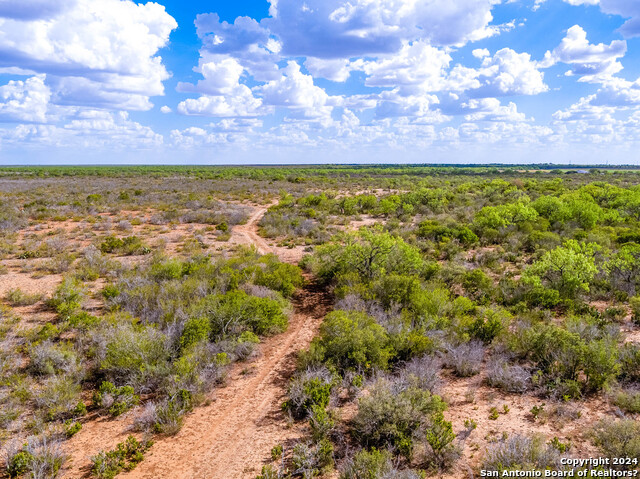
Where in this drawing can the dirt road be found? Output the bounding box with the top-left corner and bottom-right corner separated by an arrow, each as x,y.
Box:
230,205 -> 273,255
122,278 -> 330,479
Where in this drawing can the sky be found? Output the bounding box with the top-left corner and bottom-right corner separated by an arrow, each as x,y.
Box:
1,0 -> 640,165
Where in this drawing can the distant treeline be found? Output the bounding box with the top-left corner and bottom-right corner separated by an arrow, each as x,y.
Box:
1,164 -> 639,180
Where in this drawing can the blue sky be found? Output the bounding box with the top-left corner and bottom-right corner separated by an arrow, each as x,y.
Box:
1,0 -> 640,164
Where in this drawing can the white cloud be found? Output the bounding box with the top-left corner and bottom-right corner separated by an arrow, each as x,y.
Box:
265,0 -> 503,58
542,25 -> 626,81
160,106 -> 171,114
363,41 -> 452,95
177,85 -> 264,117
0,0 -> 177,111
259,61 -> 338,117
473,48 -> 491,59
0,110 -> 162,148
304,58 -> 353,82
474,48 -> 548,96
178,57 -> 245,95
0,74 -> 50,122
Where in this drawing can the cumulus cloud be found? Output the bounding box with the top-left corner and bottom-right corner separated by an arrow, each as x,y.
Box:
554,0 -> 640,38
177,85 -> 264,117
0,75 -> 50,122
0,0 -> 177,111
0,110 -> 162,149
542,25 -> 626,80
264,0 -> 503,58
259,61 -> 339,117
472,48 -> 548,96
178,57 -> 245,96
304,58 -> 353,83
363,41 -> 452,95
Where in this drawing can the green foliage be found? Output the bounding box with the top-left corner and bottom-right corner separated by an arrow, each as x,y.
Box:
523,240 -> 600,298
352,378 -> 446,459
48,276 -> 86,319
417,220 -> 478,246
7,450 -> 33,478
179,316 -> 212,351
307,310 -> 392,374
99,235 -> 150,256
98,320 -> 169,387
462,269 -> 493,303
612,389 -> 640,414
312,227 -> 424,282
253,255 -> 304,297
591,419 -> 640,470
310,404 -> 335,441
467,308 -> 509,344
424,412 -> 457,468
606,243 -> 640,295
474,199 -> 539,232
195,290 -> 288,339
286,368 -> 334,419
92,381 -> 140,417
91,436 -> 152,479
340,449 -> 394,479
65,420 -> 83,438
514,322 -> 618,395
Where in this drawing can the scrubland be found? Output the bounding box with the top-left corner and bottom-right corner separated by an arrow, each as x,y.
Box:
0,166 -> 639,478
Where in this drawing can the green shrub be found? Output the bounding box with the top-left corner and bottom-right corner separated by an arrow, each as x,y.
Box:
48,277 -> 86,319
100,236 -> 150,256
91,436 -> 152,479
151,391 -> 194,435
523,240 -> 600,299
309,405 -> 335,442
352,378 -> 446,459
482,434 -> 562,472
7,437 -> 67,478
254,257 -> 304,297
97,320 -> 169,388
630,296 -> 640,325
620,343 -> 640,383
65,420 -> 83,437
4,288 -> 43,306
591,419 -> 640,470
195,291 -> 288,339
286,367 -> 334,419
306,310 -> 392,374
291,440 -> 333,477
424,412 -> 458,469
150,259 -> 184,280
92,381 -> 140,417
179,317 -> 211,351
7,450 -> 33,478
339,449 -> 394,479
35,375 -> 83,421
467,308 -> 509,344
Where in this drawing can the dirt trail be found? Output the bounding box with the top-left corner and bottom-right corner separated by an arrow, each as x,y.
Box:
231,205 -> 273,255
122,278 -> 330,479
62,204 -> 330,479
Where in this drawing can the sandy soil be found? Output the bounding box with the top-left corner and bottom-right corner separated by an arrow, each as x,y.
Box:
229,205 -> 273,255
